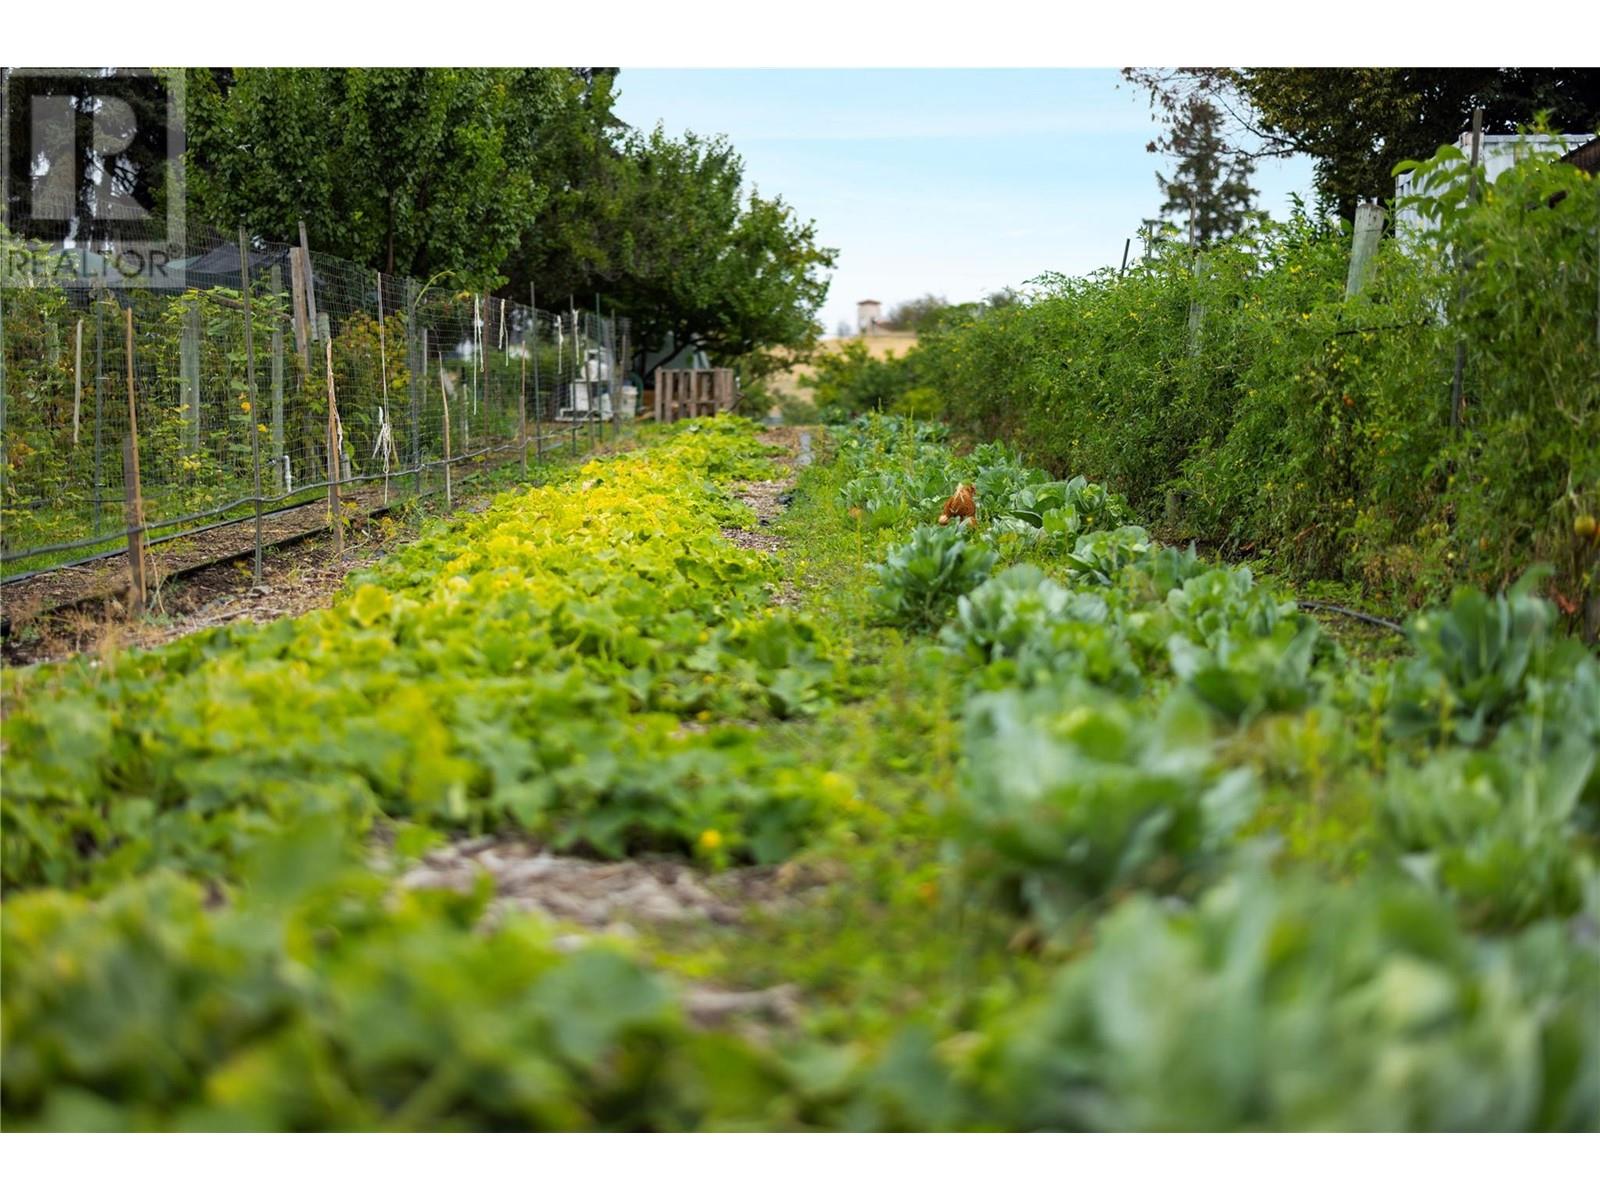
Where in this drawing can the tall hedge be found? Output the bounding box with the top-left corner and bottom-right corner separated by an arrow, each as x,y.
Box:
919,145 -> 1600,619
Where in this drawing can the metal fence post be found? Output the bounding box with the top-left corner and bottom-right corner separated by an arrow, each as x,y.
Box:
239,229 -> 263,584
122,307 -> 147,613
439,352 -> 453,508
530,285 -> 543,467
92,296 -> 105,534
325,339 -> 343,560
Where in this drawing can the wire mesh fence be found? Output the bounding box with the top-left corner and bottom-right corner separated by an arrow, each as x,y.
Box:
0,215 -> 634,582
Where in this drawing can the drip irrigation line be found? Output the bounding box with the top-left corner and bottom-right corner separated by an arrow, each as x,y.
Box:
1296,598 -> 1407,634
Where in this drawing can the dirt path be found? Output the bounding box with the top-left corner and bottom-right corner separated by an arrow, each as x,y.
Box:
387,425 -> 830,1031
722,427 -> 813,600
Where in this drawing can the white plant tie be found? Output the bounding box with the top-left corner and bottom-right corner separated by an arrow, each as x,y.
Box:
373,405 -> 395,471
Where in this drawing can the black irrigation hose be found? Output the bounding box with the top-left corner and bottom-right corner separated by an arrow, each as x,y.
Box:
1296,598 -> 1408,635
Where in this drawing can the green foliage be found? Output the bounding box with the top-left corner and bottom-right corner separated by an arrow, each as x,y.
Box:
1163,567 -> 1334,720
184,70 -> 834,372
799,339 -> 921,418
1127,67 -> 1600,219
0,860 -> 783,1131
916,144 -> 1600,619
1388,568 -> 1578,744
187,68 -> 569,289
8,408 -> 1600,1134
956,686 -> 1258,922
1063,526 -> 1157,586
519,124 -> 837,381
869,524 -> 997,631
1381,738 -> 1596,930
1,419 -> 845,891
1152,95 -> 1259,244
981,868 -> 1600,1130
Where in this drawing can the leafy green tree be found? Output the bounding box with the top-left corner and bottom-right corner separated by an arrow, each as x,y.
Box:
185,71 -> 834,379
798,339 -> 922,417
1153,95 -> 1257,244
185,68 -> 576,287
884,293 -> 949,331
527,125 -> 834,379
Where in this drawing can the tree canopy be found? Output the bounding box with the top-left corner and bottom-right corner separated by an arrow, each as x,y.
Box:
1125,68 -> 1600,219
183,68 -> 835,378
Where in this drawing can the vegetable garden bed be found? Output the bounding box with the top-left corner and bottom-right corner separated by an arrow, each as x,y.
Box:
2,415 -> 1596,1131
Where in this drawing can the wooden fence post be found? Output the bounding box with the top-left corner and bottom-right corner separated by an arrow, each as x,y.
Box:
1186,253 -> 1207,357
289,246 -> 310,366
325,339 -> 343,559
299,221 -> 320,344
72,317 -> 83,445
92,298 -> 105,533
1345,201 -> 1387,299
122,306 -> 147,613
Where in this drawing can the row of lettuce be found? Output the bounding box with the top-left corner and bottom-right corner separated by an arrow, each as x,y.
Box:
4,415 -> 1597,1129
840,144 -> 1600,620
2,419 -> 848,896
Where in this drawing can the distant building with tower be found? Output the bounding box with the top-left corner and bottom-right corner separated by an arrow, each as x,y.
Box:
856,299 -> 883,335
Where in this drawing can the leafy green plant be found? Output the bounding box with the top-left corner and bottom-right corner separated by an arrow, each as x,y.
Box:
869,523 -> 997,631
0,418 -> 841,891
955,685 -> 1257,923
1389,569 -> 1582,744
941,565 -> 1139,693
1163,567 -> 1333,719
979,867 -> 1600,1131
0,850 -> 784,1131
1063,526 -> 1157,586
1381,736 -> 1596,930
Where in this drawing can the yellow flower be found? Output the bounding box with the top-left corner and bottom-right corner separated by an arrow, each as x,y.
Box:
240,399 -> 252,412
697,829 -> 722,852
257,423 -> 268,434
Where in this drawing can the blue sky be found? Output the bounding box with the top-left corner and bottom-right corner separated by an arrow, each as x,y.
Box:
613,68 -> 1315,335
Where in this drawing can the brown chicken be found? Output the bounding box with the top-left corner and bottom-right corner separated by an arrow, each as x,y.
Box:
938,482 -> 977,527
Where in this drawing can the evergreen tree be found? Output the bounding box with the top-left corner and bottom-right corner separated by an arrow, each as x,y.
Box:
1153,95 -> 1258,245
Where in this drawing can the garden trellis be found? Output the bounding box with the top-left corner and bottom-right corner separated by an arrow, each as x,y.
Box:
0,216 -> 629,584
